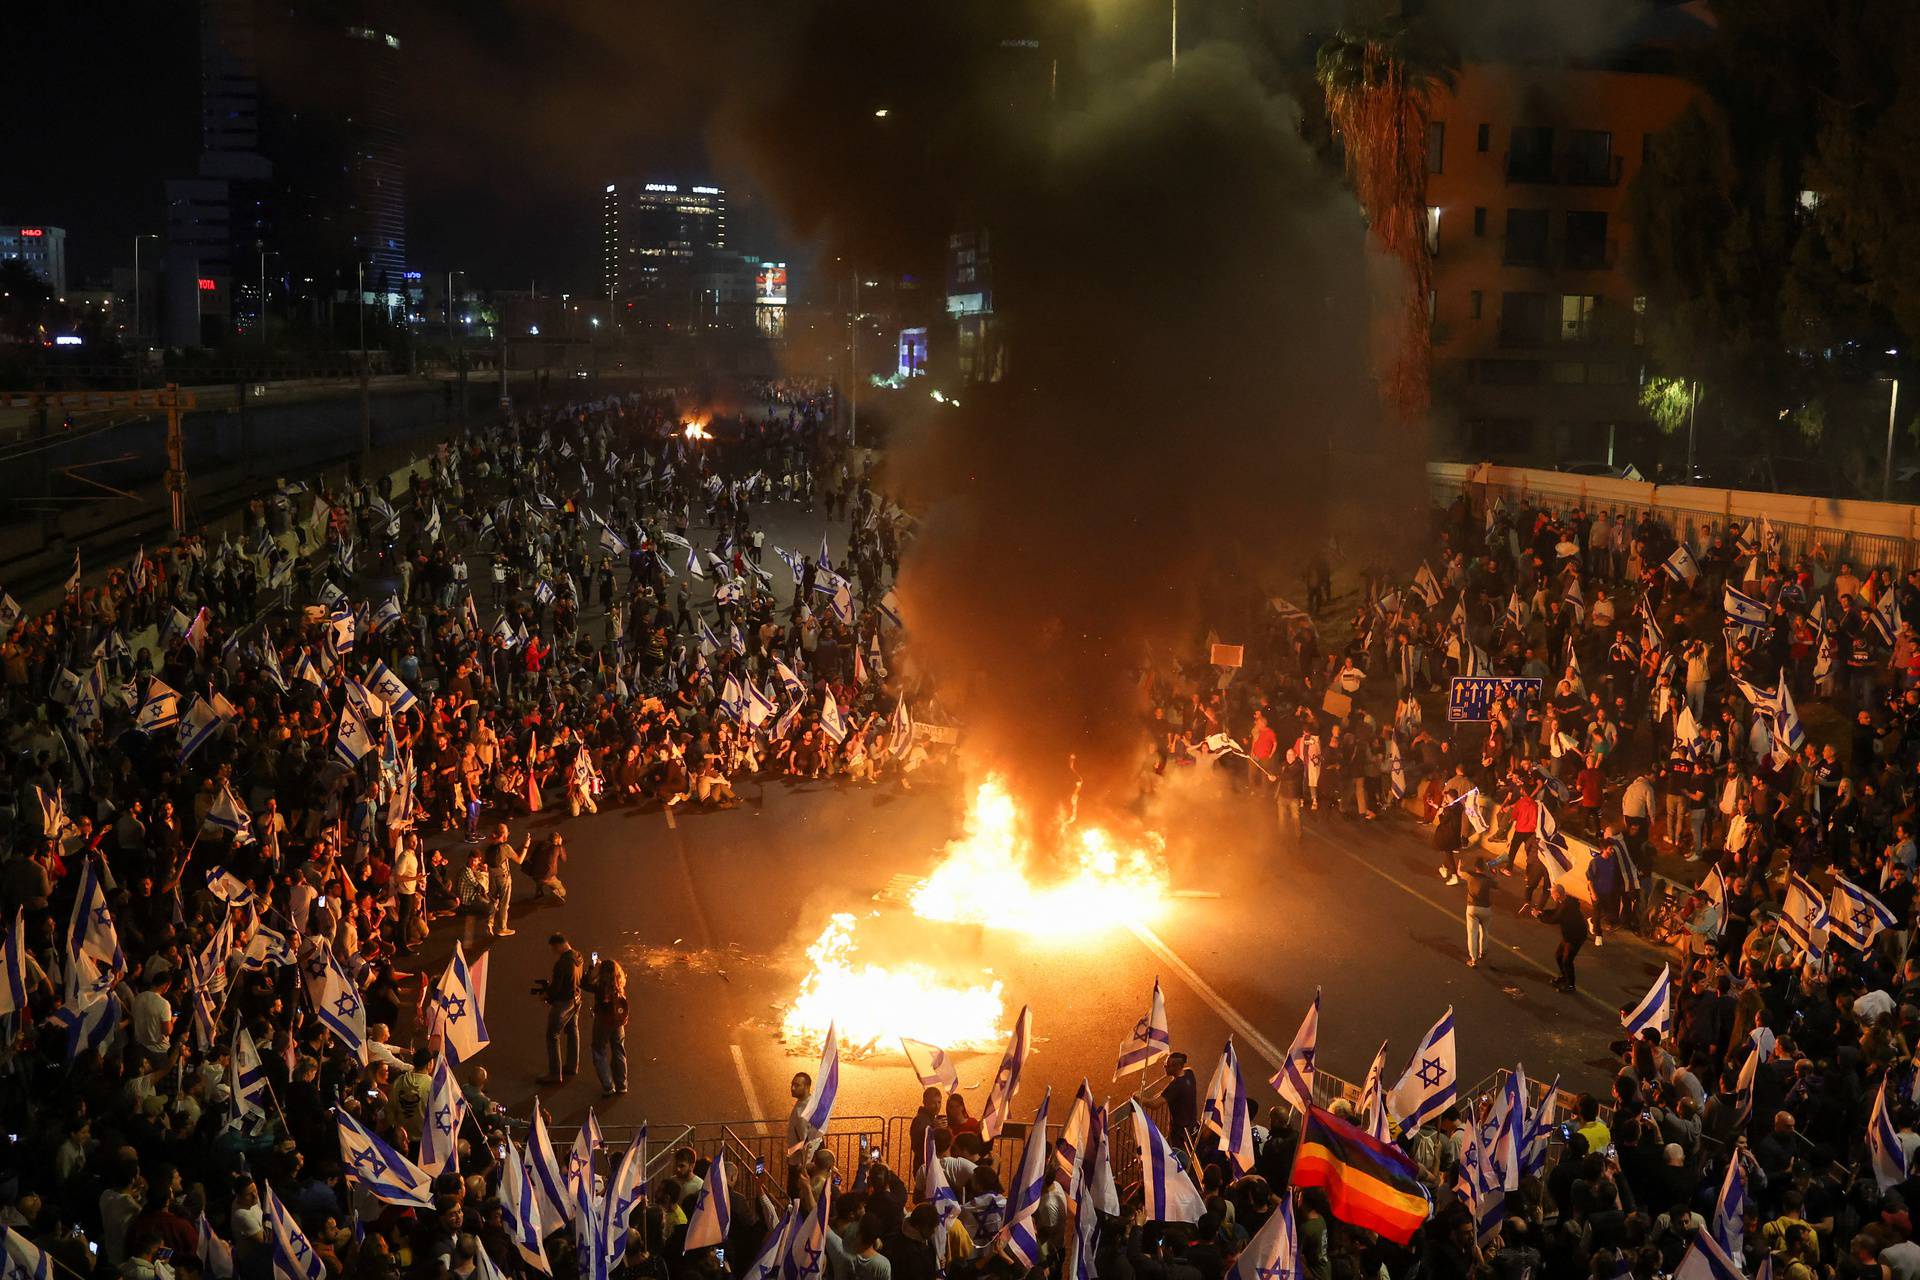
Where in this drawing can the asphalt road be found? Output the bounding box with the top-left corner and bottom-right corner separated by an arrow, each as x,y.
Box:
395,482 -> 1667,1156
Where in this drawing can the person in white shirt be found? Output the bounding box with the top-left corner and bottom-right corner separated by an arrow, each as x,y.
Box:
130,972 -> 175,1057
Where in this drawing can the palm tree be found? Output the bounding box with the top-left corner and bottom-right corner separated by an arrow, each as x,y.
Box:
1316,10 -> 1458,424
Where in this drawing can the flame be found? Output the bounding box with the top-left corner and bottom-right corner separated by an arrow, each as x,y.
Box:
781,777 -> 1170,1053
780,913 -> 1006,1054
908,777 -> 1170,935
681,414 -> 713,440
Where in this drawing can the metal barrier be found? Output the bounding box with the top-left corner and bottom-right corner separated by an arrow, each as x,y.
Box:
538,1116 -> 888,1211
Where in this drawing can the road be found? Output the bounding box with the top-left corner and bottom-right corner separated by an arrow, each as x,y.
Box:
392,486 -> 1664,1160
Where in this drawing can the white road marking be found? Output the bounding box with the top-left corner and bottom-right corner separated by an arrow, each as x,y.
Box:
1300,827 -> 1612,1012
1125,922 -> 1289,1076
664,804 -> 678,831
730,1043 -> 766,1119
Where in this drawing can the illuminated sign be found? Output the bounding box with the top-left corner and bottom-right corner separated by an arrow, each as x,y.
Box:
644,183 -> 677,193
692,185 -> 721,195
54,335 -> 82,346
755,263 -> 788,306
403,271 -> 422,280
606,184 -> 616,193
198,278 -> 217,291
1447,676 -> 1543,722
19,228 -> 43,237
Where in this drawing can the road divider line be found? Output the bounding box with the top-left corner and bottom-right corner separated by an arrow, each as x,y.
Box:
730,1044 -> 765,1119
1125,923 -> 1289,1077
1300,827 -> 1611,1012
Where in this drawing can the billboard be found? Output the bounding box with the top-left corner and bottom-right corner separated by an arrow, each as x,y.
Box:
755,262 -> 788,306
1446,676 -> 1542,722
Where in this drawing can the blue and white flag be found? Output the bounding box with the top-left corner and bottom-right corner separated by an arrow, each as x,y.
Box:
499,1140 -> 552,1271
232,1027 -> 269,1128
686,547 -> 705,580
328,607 -> 356,656
796,1023 -> 841,1139
1358,1040 -> 1392,1146
604,1124 -> 650,1272
373,595 -> 403,633
534,579 -> 556,606
526,1102 -> 570,1235
998,1088 -> 1053,1266
779,1173 -> 829,1280
1522,1075 -> 1560,1177
1131,1101 -> 1205,1223
1226,1191 -> 1298,1280
1781,873 -> 1830,956
205,786 -> 253,840
901,1038 -> 959,1093
334,704 -> 373,766
1493,1068 -> 1527,1191
1676,1230 -> 1743,1280
49,949 -> 120,1063
1622,964 -> 1672,1039
573,1142 -> 610,1280
1115,977 -> 1172,1077
818,688 -> 847,743
566,1112 -> 603,1227
1664,543 -> 1700,585
300,938 -> 366,1062
197,1212 -> 235,1280
1773,673 -> 1806,752
418,1053 -> 468,1176
1872,1077 -> 1909,1189
134,678 -> 181,734
981,1004 -> 1033,1142
599,525 -> 628,557
1829,876 -> 1898,952
1710,1149 -> 1746,1259
1203,1038 -> 1257,1175
1723,585 -> 1769,630
746,680 -> 776,728
0,909 -> 29,1018
366,660 -> 418,714
1057,1079 -> 1097,1180
431,941 -> 491,1062
290,650 -> 325,689
176,695 -> 227,765
922,1124 -> 960,1269
336,1107 -> 435,1207
1270,987 -> 1321,1113
67,856 -> 124,976
684,1147 -> 732,1250
774,659 -> 806,702
264,1184 -> 326,1280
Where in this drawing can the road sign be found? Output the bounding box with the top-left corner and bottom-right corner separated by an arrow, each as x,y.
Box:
1447,676 -> 1543,722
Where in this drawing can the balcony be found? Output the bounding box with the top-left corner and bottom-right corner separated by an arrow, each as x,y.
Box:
1562,237 -> 1618,271
1564,153 -> 1624,187
1504,151 -> 1557,185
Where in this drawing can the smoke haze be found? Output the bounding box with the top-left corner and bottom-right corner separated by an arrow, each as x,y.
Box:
717,1 -> 1427,814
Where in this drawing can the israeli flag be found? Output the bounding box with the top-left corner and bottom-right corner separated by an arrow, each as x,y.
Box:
1781,872 -> 1830,955
1411,562 -> 1443,606
1389,737 -> 1407,799
337,1107 -> 435,1207
300,939 -> 367,1062
232,1027 -> 269,1128
1388,1007 -> 1457,1134
290,650 -> 326,689
981,1004 -> 1033,1141
600,525 -> 628,557
817,531 -> 833,572
1057,1080 -> 1097,1178
49,950 -> 120,1063
780,1172 -> 829,1280
888,696 -> 914,758
1493,1068 -> 1526,1191
334,704 -> 373,766
198,1213 -> 235,1280
828,584 -> 853,627
206,785 -> 252,839
797,1022 -> 841,1139
1220,1190 -> 1298,1280
1710,1148 -> 1746,1259
683,1147 -> 732,1250
526,1103 -> 571,1234
818,688 -> 848,744
1871,1078 -> 1909,1189
774,659 -> 806,702
746,680 -> 776,728
67,856 -> 124,974
533,579 -> 555,605
1622,964 -> 1673,1038
877,588 -> 904,626
1829,876 -> 1898,951
998,1088 -> 1053,1266
604,1125 -> 650,1273
366,660 -> 418,714
1664,543 -> 1701,585
431,941 -> 490,1063
1358,1040 -> 1392,1145
134,678 -> 182,734
499,1141 -> 551,1272
716,579 -> 744,607
719,675 -> 745,722
1872,588 -> 1901,646
1723,585 -> 1769,629
774,698 -> 801,741
686,547 -> 705,580
901,1038 -> 959,1093
176,696 -> 227,766
1131,1101 -> 1205,1223
264,1184 -> 326,1280
1270,987 -> 1321,1113
1115,977 -> 1172,1076
922,1126 -> 960,1269
1202,1038 -> 1257,1175
373,595 -> 404,633
206,865 -> 255,906
1774,674 -> 1806,751
1522,1074 -> 1560,1176
656,529 -> 691,552
418,1053 -> 468,1177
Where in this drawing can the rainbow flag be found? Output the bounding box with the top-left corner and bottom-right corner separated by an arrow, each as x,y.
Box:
1292,1105 -> 1430,1243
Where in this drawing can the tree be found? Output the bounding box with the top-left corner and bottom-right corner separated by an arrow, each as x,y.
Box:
1315,8 -> 1457,424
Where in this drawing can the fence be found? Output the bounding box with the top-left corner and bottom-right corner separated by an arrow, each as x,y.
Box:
1432,461 -> 1920,574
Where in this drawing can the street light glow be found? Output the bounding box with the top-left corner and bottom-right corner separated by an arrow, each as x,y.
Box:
873,107 -> 890,118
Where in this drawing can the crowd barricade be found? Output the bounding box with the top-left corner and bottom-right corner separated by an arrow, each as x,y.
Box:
1431,461 -> 1920,574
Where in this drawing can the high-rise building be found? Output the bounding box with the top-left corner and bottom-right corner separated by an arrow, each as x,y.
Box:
162,0 -> 407,346
599,180 -> 727,311
0,226 -> 68,297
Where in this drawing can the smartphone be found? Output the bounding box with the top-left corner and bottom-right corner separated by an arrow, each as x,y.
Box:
156,1249 -> 173,1263
592,951 -> 600,966
1605,1143 -> 1618,1160
754,1158 -> 766,1175
318,895 -> 328,908
714,1250 -> 727,1268
87,1244 -> 97,1259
